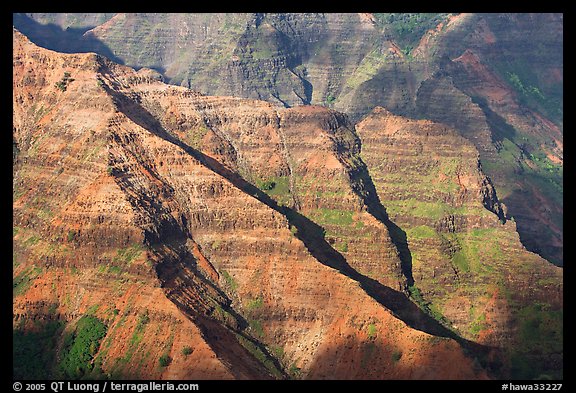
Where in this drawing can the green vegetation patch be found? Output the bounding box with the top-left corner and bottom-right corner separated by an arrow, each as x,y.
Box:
249,318 -> 264,338
325,93 -> 336,105
158,354 -> 171,368
467,227 -> 498,239
235,333 -> 283,379
469,312 -> 488,337
309,208 -> 354,227
408,285 -> 452,327
113,243 -> 145,266
245,296 -> 264,312
405,225 -> 437,239
384,199 -> 458,220
367,323 -> 377,339
391,349 -> 403,363
452,250 -> 470,273
336,240 -> 349,253
408,284 -> 425,305
271,345 -> 284,360
510,303 -> 564,379
492,60 -> 563,123
184,124 -> 210,149
55,71 -> 75,92
250,30 -> 279,60
289,363 -> 302,378
23,234 -> 41,247
509,303 -> 563,379
58,315 -> 107,379
256,176 -> 291,205
182,346 -> 193,357
517,303 -> 562,353
221,269 -> 238,291
106,311 -> 149,377
373,13 -> 450,57
13,266 -> 43,297
344,48 -> 389,91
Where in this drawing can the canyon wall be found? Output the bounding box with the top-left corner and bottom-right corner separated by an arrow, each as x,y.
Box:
13,28 -> 501,380
14,13 -> 563,268
13,12 -> 563,380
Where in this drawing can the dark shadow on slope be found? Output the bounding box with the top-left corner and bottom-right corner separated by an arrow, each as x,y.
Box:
156,254 -> 286,378
347,163 -> 415,288
155,255 -> 285,379
446,62 -> 562,266
470,95 -> 516,144
106,100 -> 285,377
100,81 -> 496,363
193,314 -> 280,379
501,188 -> 563,267
13,13 -> 125,66
471,97 -> 563,265
306,335 -> 505,380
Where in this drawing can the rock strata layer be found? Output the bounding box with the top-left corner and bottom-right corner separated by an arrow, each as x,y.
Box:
13,26 -> 562,380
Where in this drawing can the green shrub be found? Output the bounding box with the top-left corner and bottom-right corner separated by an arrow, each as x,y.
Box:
367,323 -> 377,339
55,81 -> 67,91
54,72 -> 74,92
113,243 -> 145,266
246,296 -> 263,311
235,333 -> 283,379
373,13 -> 449,50
259,180 -> 276,191
13,266 -> 43,297
221,270 -> 238,291
66,230 -> 76,242
249,319 -> 264,338
289,363 -> 302,378
137,312 -> 150,329
408,285 -> 425,305
182,346 -> 193,357
159,354 -> 171,367
452,251 -> 470,273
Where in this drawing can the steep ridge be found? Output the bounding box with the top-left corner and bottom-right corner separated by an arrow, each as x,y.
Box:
415,13 -> 563,266
127,87 -> 407,292
14,12 -> 562,268
356,107 -> 563,379
13,28 -> 486,380
97,54 -> 483,374
12,29 -> 254,380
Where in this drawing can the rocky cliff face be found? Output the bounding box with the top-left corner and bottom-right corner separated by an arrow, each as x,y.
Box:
12,30 -> 251,380
356,107 -> 562,379
13,28 -> 499,380
13,12 -> 563,268
417,13 -> 563,266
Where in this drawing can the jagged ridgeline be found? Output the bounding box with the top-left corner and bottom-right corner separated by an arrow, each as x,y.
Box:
14,12 -> 563,268
13,12 -> 562,381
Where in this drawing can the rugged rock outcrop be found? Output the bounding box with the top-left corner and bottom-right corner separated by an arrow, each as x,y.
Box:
14,28 -> 493,380
356,107 -> 563,379
12,29 -> 252,380
13,12 -> 563,268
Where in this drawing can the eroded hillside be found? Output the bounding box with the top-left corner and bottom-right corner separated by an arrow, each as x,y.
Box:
13,25 -> 562,380
13,12 -> 563,269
